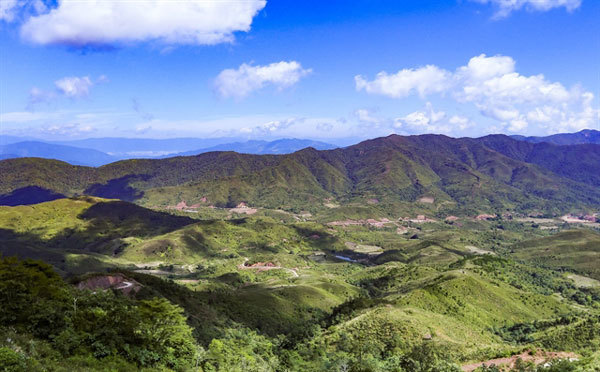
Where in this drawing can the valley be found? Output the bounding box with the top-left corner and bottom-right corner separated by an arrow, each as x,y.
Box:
1,172 -> 599,371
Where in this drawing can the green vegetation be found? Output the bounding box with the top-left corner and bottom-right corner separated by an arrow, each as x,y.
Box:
0,257 -> 196,371
3,134 -> 600,216
0,153 -> 599,371
511,230 -> 600,280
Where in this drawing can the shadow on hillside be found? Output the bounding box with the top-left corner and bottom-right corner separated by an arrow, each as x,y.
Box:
0,228 -> 114,276
85,175 -> 149,202
0,186 -> 66,206
62,201 -> 198,254
0,201 -> 198,272
292,225 -> 340,250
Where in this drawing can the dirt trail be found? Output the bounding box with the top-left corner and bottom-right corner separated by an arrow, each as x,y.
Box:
76,274 -> 141,295
114,281 -> 133,290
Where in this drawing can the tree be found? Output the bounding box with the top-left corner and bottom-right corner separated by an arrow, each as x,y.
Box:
136,297 -> 197,370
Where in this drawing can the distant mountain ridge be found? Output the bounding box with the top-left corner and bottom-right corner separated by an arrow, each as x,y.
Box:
511,129 -> 600,145
52,137 -> 238,157
0,141 -> 118,167
1,133 -> 599,215
173,138 -> 337,156
0,138 -> 338,166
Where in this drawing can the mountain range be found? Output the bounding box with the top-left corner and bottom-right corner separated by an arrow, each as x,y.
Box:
1,133 -> 599,216
0,138 -> 337,166
512,129 -> 600,145
2,130 -> 597,167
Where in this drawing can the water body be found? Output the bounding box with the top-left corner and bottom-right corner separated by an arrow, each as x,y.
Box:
335,255 -> 358,262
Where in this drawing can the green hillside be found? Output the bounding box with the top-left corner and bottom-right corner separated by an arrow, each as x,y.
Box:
2,135 -> 600,217
1,136 -> 600,371
1,196 -> 599,371
511,230 -> 600,280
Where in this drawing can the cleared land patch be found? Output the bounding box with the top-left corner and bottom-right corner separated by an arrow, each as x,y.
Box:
567,273 -> 600,288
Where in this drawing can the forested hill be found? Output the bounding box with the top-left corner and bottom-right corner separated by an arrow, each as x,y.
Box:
1,134 -> 599,215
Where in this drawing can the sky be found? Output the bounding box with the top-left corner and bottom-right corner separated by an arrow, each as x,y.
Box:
0,0 -> 598,143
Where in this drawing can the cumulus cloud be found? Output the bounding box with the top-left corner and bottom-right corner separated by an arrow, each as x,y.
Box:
394,103 -> 458,134
54,76 -> 93,98
0,0 -> 18,21
27,75 -> 106,107
357,54 -> 598,133
354,109 -> 382,124
240,118 -> 302,136
215,61 -> 312,99
471,0 -> 581,17
355,65 -> 451,98
15,0 -> 266,47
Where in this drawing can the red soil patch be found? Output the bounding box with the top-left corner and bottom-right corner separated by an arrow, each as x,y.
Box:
461,351 -> 578,372
76,274 -> 142,295
166,200 -> 202,210
476,214 -> 496,220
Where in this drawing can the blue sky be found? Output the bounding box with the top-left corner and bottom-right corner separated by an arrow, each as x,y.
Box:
0,0 -> 598,142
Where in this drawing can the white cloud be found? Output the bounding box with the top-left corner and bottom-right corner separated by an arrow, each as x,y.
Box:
355,65 -> 451,98
240,118 -> 301,135
18,0 -> 266,46
0,110 -> 60,123
27,75 -> 106,106
457,54 -> 514,81
357,54 -> 598,133
471,0 -> 581,17
0,0 -> 18,21
455,55 -> 595,132
316,122 -> 334,132
215,61 -> 312,99
448,115 -> 474,130
354,109 -> 381,124
508,117 -> 528,132
41,122 -> 96,137
28,87 -> 56,106
54,76 -> 93,98
394,103 -> 453,134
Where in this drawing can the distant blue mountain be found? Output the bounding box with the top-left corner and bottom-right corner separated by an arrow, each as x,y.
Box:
52,137 -> 244,157
511,129 -> 600,145
174,138 -> 337,156
0,138 -> 338,166
0,141 -> 117,167
0,135 -> 40,145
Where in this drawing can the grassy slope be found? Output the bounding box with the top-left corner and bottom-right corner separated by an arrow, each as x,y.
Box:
322,261 -> 575,361
1,197 -> 599,367
511,229 -> 600,280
